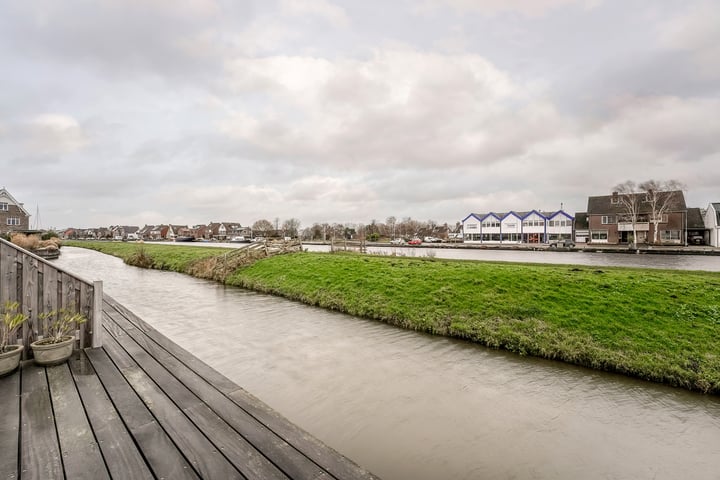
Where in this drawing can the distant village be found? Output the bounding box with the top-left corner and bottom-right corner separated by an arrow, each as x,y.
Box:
2,187 -> 719,247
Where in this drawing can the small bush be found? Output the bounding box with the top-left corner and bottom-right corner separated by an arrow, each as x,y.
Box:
127,247 -> 155,268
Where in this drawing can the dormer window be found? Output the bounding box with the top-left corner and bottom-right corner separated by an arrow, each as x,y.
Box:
0,202 -> 7,211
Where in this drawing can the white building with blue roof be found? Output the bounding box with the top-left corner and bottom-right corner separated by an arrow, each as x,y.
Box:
462,209 -> 574,244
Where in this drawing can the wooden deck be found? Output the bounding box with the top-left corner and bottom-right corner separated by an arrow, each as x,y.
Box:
0,296 -> 378,480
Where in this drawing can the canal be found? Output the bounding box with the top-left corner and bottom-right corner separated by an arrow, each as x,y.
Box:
56,247 -> 720,480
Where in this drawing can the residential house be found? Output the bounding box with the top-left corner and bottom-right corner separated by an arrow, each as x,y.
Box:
686,208 -> 706,245
149,225 -> 169,240
62,228 -> 79,240
573,213 -> 589,243
586,190 -> 687,245
137,225 -> 154,240
167,225 -> 190,240
191,224 -> 208,240
462,209 -> 574,244
0,188 -> 30,236
206,222 -> 248,241
705,203 -> 720,247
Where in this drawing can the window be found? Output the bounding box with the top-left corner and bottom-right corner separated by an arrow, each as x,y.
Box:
591,230 -> 608,240
482,220 -> 500,228
601,215 -> 615,224
650,214 -> 668,223
0,202 -> 7,211
6,217 -> 20,226
523,219 -> 544,227
661,230 -> 681,241
504,223 -> 516,229
465,223 -> 477,230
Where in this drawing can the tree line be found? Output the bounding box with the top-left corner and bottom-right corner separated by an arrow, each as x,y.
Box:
251,216 -> 462,242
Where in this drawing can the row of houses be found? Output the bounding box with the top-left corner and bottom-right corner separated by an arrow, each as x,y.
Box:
3,187 -> 720,247
63,222 -> 254,242
462,191 -> 720,247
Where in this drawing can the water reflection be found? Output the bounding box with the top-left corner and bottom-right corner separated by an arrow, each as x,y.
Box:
56,247 -> 720,480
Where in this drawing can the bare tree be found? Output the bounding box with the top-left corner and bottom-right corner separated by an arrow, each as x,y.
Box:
385,216 -> 397,239
282,218 -> 301,238
639,179 -> 686,244
252,219 -> 274,237
613,181 -> 643,246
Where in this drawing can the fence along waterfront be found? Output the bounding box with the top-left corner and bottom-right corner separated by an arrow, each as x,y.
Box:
0,237 -> 102,358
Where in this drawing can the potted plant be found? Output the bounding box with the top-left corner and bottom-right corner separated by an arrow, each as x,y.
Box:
0,301 -> 28,376
30,309 -> 87,366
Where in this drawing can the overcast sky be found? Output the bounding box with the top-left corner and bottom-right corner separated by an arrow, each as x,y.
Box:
1,0 -> 718,229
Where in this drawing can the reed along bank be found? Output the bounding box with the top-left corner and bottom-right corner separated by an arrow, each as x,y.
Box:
67,242 -> 720,394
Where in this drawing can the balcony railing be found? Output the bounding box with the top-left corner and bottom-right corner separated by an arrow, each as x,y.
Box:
0,237 -> 102,358
617,222 -> 650,232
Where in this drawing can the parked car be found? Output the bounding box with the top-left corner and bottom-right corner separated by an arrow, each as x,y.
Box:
689,235 -> 703,245
390,238 -> 405,245
407,238 -> 422,245
423,236 -> 442,243
549,239 -> 575,248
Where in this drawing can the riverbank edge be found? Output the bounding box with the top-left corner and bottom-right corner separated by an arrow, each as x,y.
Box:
65,242 -> 720,395
308,240 -> 720,256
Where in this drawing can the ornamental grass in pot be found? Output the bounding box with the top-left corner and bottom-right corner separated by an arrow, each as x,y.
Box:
0,301 -> 28,376
30,309 -> 87,366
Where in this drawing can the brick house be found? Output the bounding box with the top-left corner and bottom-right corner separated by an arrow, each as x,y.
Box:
586,190 -> 687,245
0,188 -> 31,236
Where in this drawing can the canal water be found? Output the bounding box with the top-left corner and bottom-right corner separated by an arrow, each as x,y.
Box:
304,244 -> 720,271
56,247 -> 720,480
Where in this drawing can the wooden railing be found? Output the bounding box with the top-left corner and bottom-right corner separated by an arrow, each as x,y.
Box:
0,238 -> 102,358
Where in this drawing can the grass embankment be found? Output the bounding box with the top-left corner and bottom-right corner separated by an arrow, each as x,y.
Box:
64,241 -> 232,271
67,242 -> 720,393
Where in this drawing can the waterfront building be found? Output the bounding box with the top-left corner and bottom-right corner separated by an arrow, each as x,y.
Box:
462,210 -> 574,244
586,190 -> 687,245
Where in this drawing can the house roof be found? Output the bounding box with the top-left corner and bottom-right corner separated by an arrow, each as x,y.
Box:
0,188 -> 30,216
713,203 -> 720,225
587,190 -> 686,215
686,208 -> 705,229
464,209 -> 574,222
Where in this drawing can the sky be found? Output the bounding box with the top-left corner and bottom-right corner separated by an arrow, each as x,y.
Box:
1,0 -> 718,229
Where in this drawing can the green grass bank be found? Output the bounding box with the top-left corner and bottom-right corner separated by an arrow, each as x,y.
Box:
66,241 -> 720,393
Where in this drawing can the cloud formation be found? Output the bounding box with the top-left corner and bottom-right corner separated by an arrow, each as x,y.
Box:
0,0 -> 717,229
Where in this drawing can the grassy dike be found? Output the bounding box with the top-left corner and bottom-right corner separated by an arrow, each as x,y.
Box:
66,241 -> 720,393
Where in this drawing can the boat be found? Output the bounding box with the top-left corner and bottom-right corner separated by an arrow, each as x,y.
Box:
31,246 -> 61,260
230,236 -> 250,243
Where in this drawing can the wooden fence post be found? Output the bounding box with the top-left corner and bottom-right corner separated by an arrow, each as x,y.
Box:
92,280 -> 103,348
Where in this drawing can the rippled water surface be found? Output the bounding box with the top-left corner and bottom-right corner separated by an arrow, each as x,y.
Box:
56,247 -> 720,480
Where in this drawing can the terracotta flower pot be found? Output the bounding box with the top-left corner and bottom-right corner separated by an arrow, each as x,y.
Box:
30,336 -> 75,366
0,344 -> 24,376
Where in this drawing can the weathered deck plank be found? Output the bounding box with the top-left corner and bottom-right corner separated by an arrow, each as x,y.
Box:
67,352 -> 154,480
20,363 -> 64,480
101,333 -> 244,479
106,308 -> 290,479
0,368 -> 20,479
85,346 -> 200,480
47,364 -> 110,480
